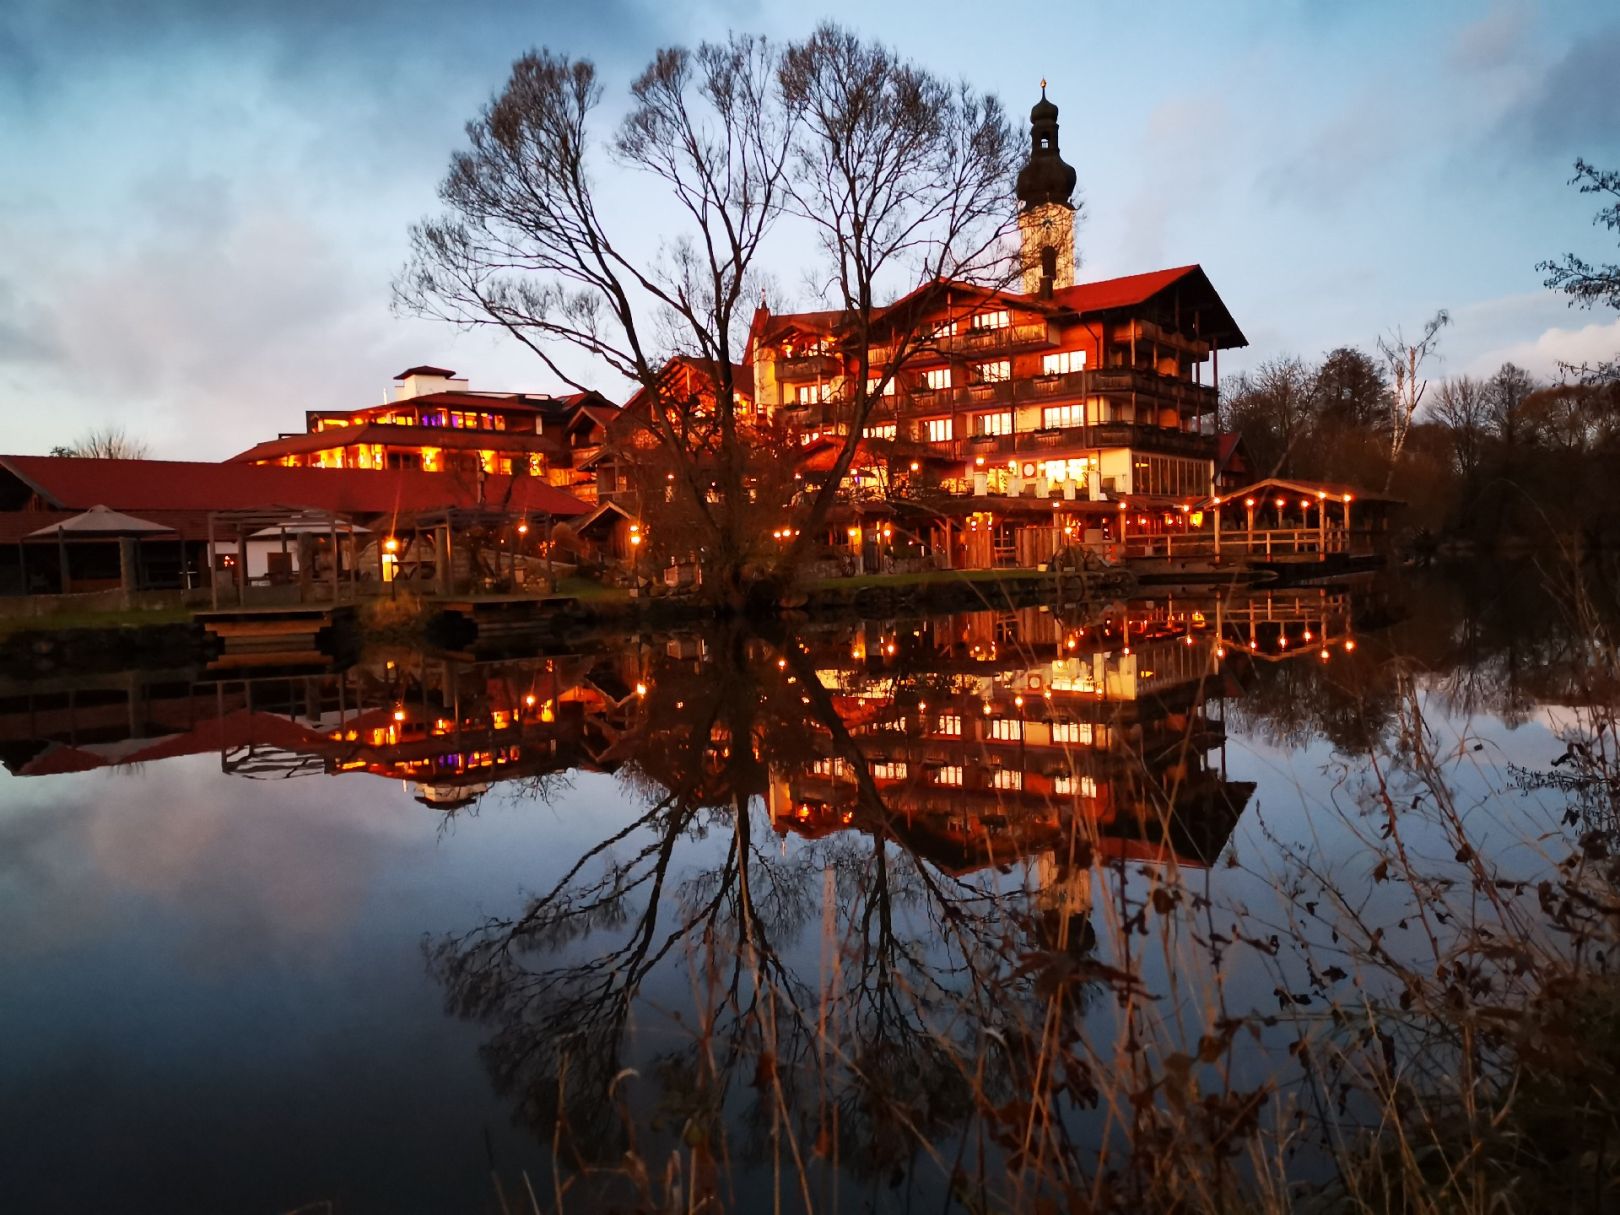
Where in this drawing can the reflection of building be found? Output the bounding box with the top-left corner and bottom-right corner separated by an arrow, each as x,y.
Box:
766,602 -> 1259,874
0,653 -> 634,804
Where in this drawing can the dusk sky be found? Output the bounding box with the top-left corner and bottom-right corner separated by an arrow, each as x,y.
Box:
2,0 -> 1616,461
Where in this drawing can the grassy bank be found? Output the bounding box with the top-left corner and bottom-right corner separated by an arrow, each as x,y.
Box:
0,605 -> 195,638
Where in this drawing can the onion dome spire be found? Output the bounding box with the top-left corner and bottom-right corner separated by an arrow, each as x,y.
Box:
1015,81 -> 1077,211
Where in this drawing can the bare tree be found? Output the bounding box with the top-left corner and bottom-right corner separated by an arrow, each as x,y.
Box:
397,36 -> 794,606
771,25 -> 1020,578
1429,374 -> 1490,482
49,425 -> 150,460
1222,355 -> 1319,478
397,26 -> 1019,605
1484,361 -> 1536,447
1376,310 -> 1450,491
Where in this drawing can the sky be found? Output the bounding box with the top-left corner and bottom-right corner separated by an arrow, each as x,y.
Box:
1,0 -> 1616,461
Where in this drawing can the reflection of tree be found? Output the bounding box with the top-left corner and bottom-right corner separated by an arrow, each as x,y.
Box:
428,621 -> 1117,1202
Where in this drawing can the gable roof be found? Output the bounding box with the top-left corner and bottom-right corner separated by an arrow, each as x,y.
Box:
757,263 -> 1248,351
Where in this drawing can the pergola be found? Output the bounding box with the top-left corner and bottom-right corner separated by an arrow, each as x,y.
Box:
206,506 -> 363,607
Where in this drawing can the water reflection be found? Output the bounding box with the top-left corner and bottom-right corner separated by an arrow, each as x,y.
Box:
3,573 -> 1615,1211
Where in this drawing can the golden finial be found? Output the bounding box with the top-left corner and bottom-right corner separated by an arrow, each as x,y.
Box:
1040,78 -> 1047,91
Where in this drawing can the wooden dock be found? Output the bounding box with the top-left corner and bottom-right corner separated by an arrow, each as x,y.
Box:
195,604 -> 359,672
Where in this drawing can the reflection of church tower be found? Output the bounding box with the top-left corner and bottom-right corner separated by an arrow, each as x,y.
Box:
1015,83 -> 1078,299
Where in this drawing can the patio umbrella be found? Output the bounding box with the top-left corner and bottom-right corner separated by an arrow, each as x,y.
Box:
26,504 -> 176,539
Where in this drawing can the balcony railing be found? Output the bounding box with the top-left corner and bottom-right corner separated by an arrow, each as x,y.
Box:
777,352 -> 842,381
953,423 -> 1215,462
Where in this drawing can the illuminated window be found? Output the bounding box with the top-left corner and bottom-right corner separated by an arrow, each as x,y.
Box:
863,422 -> 897,440
871,761 -> 908,781
988,718 -> 1023,741
795,383 -> 830,405
934,714 -> 962,736
923,367 -> 952,391
977,360 -> 1011,383
976,411 -> 1013,437
1050,721 -> 1094,745
866,376 -> 896,397
991,769 -> 1023,790
1042,350 -> 1087,376
933,765 -> 963,786
1054,774 -> 1098,798
971,309 -> 1010,330
926,417 -> 953,443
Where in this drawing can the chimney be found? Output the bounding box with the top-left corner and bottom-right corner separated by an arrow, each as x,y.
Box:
393,365 -> 468,401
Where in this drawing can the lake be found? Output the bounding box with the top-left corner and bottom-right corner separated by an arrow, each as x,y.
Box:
2,568 -> 1614,1213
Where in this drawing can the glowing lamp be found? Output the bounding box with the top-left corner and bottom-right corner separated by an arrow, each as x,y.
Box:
383,537 -> 399,553
635,682 -> 648,697
517,522 -> 529,535
975,456 -> 985,466
524,693 -> 537,707
1244,498 -> 1255,507
393,708 -> 406,722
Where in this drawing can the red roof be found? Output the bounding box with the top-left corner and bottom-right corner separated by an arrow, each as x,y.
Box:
0,455 -> 591,520
226,424 -> 560,464
1047,265 -> 1197,312
756,264 -> 1246,350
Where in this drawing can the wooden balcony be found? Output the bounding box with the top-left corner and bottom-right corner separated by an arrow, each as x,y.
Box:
954,423 -> 1215,462
777,352 -> 842,381
936,320 -> 1054,356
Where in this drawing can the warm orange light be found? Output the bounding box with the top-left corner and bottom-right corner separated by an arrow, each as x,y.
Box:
635,682 -> 648,697
517,522 -> 529,535
909,461 -> 920,472
974,456 -> 985,466
384,537 -> 399,553
524,693 -> 537,707
1320,648 -> 1330,661
392,708 -> 406,722
1244,497 -> 1255,507
1345,638 -> 1357,652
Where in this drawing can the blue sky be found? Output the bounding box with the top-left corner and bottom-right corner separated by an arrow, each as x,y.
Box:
1,0 -> 1616,460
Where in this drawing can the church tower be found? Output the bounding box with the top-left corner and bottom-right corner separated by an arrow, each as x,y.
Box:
1015,83 -> 1078,298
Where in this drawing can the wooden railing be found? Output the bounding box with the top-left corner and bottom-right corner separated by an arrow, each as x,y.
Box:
1121,528 -> 1365,560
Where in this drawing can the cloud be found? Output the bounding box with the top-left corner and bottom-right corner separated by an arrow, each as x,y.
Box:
1498,23 -> 1620,154
1468,315 -> 1620,380
1449,0 -> 1535,72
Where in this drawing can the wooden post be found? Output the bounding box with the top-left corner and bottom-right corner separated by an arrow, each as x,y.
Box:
1343,498 -> 1353,551
1317,498 -> 1326,555
118,536 -> 137,609
57,531 -> 70,595
236,531 -> 248,606
328,519 -> 338,602
1244,500 -> 1254,554
1213,502 -> 1222,557
208,513 -> 219,608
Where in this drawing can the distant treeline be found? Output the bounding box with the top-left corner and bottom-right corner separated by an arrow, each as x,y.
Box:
1222,349 -> 1620,550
